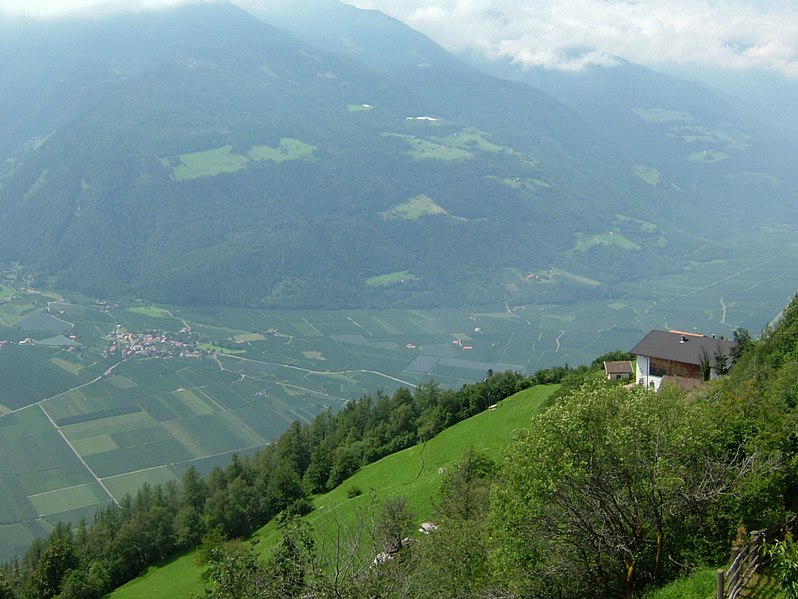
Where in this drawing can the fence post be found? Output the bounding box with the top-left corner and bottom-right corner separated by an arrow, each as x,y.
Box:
716,568 -> 725,599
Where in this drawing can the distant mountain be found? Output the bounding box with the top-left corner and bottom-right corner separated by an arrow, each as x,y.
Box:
465,54 -> 798,223
0,1 -> 793,308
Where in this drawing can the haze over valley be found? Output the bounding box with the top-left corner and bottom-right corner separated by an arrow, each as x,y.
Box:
1,0 -> 798,588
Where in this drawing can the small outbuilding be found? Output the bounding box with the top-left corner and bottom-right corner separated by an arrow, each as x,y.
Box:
603,360 -> 634,381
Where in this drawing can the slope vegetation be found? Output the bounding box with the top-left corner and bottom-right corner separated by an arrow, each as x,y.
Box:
110,384 -> 555,598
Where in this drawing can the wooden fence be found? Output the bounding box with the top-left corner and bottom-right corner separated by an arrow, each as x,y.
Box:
716,519 -> 794,599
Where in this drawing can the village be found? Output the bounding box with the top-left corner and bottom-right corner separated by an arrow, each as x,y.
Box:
105,324 -> 202,360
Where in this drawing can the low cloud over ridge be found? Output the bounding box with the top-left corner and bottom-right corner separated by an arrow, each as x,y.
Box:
2,0 -> 796,77
348,0 -> 798,77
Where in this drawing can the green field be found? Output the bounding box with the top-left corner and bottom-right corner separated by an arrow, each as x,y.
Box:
386,127 -> 538,165
632,108 -> 694,123
347,103 -> 373,112
0,283 -> 14,300
163,138 -> 315,180
400,135 -> 473,160
632,164 -> 661,186
688,149 -> 729,163
379,194 -> 447,220
489,175 -> 551,191
247,138 -> 315,163
366,270 -> 418,287
166,145 -> 247,180
129,306 -> 173,318
110,384 -> 554,599
571,231 -> 641,252
668,125 -> 749,148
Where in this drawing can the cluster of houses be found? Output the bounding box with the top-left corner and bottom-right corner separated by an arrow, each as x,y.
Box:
105,325 -> 202,360
604,329 -> 736,391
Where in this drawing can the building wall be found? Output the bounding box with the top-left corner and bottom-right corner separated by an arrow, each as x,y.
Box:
635,355 -> 704,391
649,357 -> 701,379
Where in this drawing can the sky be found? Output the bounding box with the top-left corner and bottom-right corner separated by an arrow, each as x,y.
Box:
1,0 -> 797,77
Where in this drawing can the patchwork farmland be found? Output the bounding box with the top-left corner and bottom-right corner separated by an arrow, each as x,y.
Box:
1,228 -> 798,560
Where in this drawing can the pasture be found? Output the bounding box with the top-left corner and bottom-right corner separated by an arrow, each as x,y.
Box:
491,175 -> 551,191
632,164 -> 661,186
688,149 -> 729,163
247,138 -> 315,163
379,194 -> 446,220
167,145 -> 247,180
163,138 -> 315,180
571,231 -> 641,252
346,103 -> 373,112
2,228 -> 798,562
110,384 -> 554,599
366,270 -> 418,287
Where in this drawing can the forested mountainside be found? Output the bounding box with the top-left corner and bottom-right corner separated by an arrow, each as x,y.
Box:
0,1 -> 794,308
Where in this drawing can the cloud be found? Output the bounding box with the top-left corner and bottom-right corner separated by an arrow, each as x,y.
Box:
0,0 -> 214,20
346,0 -> 798,77
3,0 -> 796,77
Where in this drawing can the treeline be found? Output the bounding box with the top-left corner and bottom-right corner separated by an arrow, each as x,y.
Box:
0,368 -> 559,599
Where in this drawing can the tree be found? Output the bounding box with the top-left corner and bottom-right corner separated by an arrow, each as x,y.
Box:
58,568 -> 103,599
0,570 -> 14,599
731,327 -> 752,362
375,496 -> 414,554
24,538 -> 79,599
700,347 -> 712,381
404,449 -> 497,598
490,381 -> 770,598
437,447 -> 495,522
715,349 -> 729,375
196,533 -> 266,599
767,532 -> 798,599
262,517 -> 316,598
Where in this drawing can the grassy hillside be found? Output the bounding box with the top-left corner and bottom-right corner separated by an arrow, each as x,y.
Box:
110,384 -> 555,598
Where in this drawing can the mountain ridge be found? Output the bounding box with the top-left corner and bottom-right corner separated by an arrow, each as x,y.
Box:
0,0 -> 792,308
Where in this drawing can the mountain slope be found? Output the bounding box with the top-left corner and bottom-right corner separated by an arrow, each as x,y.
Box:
466,55 -> 798,225
0,1 -> 790,308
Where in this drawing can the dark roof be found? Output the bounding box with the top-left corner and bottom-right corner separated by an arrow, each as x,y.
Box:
629,330 -> 735,367
604,360 -> 633,375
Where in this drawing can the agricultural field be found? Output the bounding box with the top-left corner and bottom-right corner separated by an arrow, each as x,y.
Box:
2,228 -> 798,561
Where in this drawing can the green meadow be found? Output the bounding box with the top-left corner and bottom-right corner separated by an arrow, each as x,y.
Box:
632,164 -> 661,186
571,231 -> 641,252
489,175 -> 551,191
386,127 -> 539,165
366,270 -> 418,287
632,108 -> 694,123
379,194 -> 447,220
110,384 -> 554,599
347,103 -> 373,112
688,149 -> 729,163
163,138 -> 315,180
